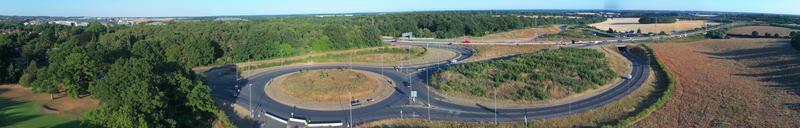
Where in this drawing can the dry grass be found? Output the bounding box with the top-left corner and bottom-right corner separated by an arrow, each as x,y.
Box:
460,25 -> 562,41
465,45 -> 556,62
590,18 -> 719,34
0,84 -> 98,119
636,38 -> 800,127
729,26 -> 799,36
280,70 -> 379,102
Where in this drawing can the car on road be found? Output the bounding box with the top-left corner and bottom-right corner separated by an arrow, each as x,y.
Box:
625,74 -> 633,79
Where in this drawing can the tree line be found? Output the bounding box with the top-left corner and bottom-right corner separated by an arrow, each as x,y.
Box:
371,12 -> 606,38
638,17 -> 678,24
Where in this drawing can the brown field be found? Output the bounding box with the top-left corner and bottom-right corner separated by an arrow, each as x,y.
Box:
265,69 -> 394,110
636,38 -> 800,127
465,45 -> 556,62
729,26 -> 799,36
0,84 -> 98,119
590,18 -> 719,34
280,70 -> 379,102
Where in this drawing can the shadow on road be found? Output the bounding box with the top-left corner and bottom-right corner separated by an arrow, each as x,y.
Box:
201,64 -> 259,127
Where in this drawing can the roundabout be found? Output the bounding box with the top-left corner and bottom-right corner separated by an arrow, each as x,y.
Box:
265,69 -> 396,111
212,44 -> 649,126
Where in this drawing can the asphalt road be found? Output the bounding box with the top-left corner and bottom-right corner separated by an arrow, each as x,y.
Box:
207,22 -> 748,126
206,41 -> 652,127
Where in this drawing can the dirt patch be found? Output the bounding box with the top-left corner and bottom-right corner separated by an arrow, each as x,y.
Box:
590,18 -> 719,34
0,84 -> 98,119
729,26 -> 799,36
635,38 -> 800,127
265,69 -> 395,111
465,45 -> 556,62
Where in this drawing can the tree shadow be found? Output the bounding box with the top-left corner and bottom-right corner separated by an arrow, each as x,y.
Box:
701,41 -> 800,96
0,88 -> 41,127
201,64 -> 258,128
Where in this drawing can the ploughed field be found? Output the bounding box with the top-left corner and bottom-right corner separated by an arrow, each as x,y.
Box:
636,38 -> 800,127
590,18 -> 719,34
729,25 -> 799,37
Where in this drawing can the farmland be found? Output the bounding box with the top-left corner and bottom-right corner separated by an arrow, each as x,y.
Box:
635,38 -> 800,127
590,18 -> 719,34
729,25 -> 799,37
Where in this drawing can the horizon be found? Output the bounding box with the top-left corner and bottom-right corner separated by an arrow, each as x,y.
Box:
1,0 -> 799,17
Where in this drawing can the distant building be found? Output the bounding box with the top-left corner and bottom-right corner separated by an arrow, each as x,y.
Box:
23,20 -> 43,26
214,17 -> 248,21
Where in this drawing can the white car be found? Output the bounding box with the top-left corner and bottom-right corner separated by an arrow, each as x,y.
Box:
625,74 -> 633,79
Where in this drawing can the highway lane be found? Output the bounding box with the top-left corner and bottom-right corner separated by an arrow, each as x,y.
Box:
208,42 -> 652,126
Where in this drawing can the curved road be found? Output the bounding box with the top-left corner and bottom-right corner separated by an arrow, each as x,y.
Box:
209,42 -> 650,126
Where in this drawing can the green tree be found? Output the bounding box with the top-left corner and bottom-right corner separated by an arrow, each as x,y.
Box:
751,31 -> 760,37
84,58 -> 221,127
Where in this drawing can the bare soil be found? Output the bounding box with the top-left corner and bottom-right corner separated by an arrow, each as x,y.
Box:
0,84 -> 98,119
590,18 -> 719,34
635,38 -> 800,127
729,26 -> 799,36
265,69 -> 395,110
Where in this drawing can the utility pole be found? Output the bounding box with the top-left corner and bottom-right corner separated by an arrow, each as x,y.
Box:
426,43 -> 431,121
249,83 -> 253,118
494,87 -> 498,125
349,91 -> 353,127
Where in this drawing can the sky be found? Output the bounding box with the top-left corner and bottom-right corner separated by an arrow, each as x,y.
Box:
1,0 -> 799,17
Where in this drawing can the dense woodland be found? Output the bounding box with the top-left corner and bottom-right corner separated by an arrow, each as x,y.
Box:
638,17 -> 678,24
372,12 -> 606,38
432,47 -> 616,101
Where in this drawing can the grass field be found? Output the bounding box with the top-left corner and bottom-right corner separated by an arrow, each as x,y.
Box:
729,25 -> 799,36
636,38 -> 800,127
0,99 -> 79,128
590,18 -> 719,34
280,69 -> 380,102
1,84 -> 81,128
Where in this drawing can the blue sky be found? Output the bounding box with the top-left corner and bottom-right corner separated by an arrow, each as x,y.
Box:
1,0 -> 799,17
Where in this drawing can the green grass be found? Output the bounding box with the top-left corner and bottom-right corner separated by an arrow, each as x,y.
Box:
0,99 -> 79,128
432,47 -> 616,101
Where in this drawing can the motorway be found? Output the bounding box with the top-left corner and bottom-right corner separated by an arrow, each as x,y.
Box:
207,22 -> 743,127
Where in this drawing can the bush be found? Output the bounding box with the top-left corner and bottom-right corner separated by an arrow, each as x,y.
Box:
792,35 -> 800,50
432,47 -> 616,101
18,73 -> 33,87
705,29 -> 728,39
638,17 -> 678,24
